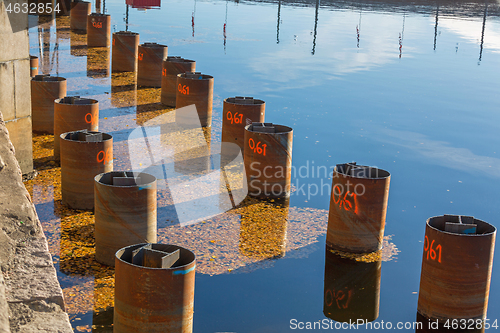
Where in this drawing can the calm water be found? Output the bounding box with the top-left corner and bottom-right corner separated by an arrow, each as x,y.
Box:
28,0 -> 500,331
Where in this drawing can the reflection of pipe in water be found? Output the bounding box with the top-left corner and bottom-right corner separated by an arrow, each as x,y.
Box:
276,0 -> 282,44
239,198 -> 289,259
433,4 -> 439,51
223,0 -> 228,53
356,10 -> 361,48
323,247 -> 381,323
111,73 -> 137,107
399,13 -> 405,58
312,0 -> 319,55
192,0 -> 196,37
70,30 -> 88,57
87,47 -> 110,78
326,163 -> 391,253
478,0 -> 488,64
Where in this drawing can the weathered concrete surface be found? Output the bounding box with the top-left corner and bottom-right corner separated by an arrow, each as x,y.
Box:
0,111 -> 72,332
0,271 -> 10,333
0,0 -> 33,175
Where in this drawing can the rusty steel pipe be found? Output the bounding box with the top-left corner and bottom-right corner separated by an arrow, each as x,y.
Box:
323,247 -> 381,323
70,1 -> 90,31
175,72 -> 214,128
417,215 -> 496,324
94,171 -> 157,266
222,96 -> 265,163
243,123 -> 293,199
60,131 -> 112,210
87,13 -> 111,47
31,75 -> 67,134
30,55 -> 38,77
137,42 -> 168,87
160,56 -> 196,106
326,163 -> 391,253
114,243 -> 196,333
111,31 -> 140,72
87,46 -> 110,78
54,96 -> 99,161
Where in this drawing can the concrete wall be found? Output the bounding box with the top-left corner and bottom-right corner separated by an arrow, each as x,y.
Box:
0,111 -> 72,332
0,0 -> 33,175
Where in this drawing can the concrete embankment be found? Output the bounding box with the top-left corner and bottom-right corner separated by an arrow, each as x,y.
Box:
0,111 -> 72,332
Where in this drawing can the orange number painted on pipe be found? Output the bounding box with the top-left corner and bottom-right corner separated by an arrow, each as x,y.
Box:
332,184 -> 358,214
424,235 -> 442,263
138,53 -> 143,61
248,138 -> 267,156
226,111 -> 243,125
162,68 -> 167,76
85,113 -> 98,126
178,84 -> 189,95
92,21 -> 102,29
96,147 -> 112,165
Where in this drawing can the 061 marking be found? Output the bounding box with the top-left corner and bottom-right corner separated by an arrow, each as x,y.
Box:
332,185 -> 358,214
248,138 -> 266,156
424,235 -> 442,263
85,113 -> 98,126
226,111 -> 243,125
178,84 -> 189,95
92,21 -> 102,29
97,147 -> 112,165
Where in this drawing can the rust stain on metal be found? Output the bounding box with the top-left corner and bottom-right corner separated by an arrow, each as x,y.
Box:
60,131 -> 112,210
244,123 -> 293,199
70,1 -> 91,31
114,243 -> 196,333
137,42 -> 168,87
31,75 -> 67,134
112,31 -> 140,73
326,163 -> 391,253
87,13 -> 111,47
54,97 -> 99,161
222,97 -> 265,160
417,215 -> 496,323
30,55 -> 38,77
94,171 -> 157,266
175,72 -> 214,128
161,56 -> 196,107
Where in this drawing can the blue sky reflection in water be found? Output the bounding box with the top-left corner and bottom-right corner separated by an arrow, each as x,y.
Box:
31,0 -> 500,331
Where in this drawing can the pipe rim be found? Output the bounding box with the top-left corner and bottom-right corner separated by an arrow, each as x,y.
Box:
140,42 -> 168,49
333,164 -> 390,180
164,56 -> 195,64
32,75 -> 66,82
115,243 -> 196,270
94,171 -> 157,187
113,31 -> 139,36
55,97 -> 98,105
224,97 -> 265,106
244,123 -> 292,134
178,72 -> 213,80
60,131 -> 112,142
426,215 -> 496,237
88,13 -> 110,17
